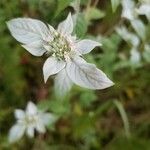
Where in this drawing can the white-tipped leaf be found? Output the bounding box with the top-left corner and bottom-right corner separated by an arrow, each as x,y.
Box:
121,0 -> 135,20
136,4 -> 150,21
15,109 -> 25,120
9,124 -> 25,143
66,57 -> 114,89
130,47 -> 141,64
7,18 -> 50,45
40,113 -> 57,125
22,41 -> 46,56
35,122 -> 46,133
57,13 -> 73,35
131,19 -> 146,40
76,39 -> 101,54
26,125 -> 34,138
43,57 -> 66,83
54,69 -> 73,96
26,101 -> 37,116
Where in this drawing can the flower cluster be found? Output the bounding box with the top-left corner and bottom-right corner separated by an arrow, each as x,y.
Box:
7,13 -> 114,96
9,101 -> 56,143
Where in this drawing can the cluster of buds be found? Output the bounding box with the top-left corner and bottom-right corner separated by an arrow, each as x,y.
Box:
44,30 -> 72,61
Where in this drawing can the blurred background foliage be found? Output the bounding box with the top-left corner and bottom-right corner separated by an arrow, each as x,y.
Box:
0,0 -> 150,149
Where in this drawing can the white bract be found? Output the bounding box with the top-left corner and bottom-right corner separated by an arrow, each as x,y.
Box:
7,13 -> 114,96
130,47 -> 141,64
121,0 -> 136,20
9,101 -> 56,143
136,3 -> 150,22
116,26 -> 140,47
122,0 -> 150,22
116,26 -> 141,65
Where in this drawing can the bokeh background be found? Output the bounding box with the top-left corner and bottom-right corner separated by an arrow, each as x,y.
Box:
0,0 -> 150,149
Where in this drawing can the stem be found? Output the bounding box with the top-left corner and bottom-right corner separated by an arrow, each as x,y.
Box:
85,0 -> 92,19
93,0 -> 99,7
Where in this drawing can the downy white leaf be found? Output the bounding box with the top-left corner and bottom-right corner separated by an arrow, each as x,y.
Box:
136,4 -> 150,21
121,0 -> 135,20
15,109 -> 25,120
43,57 -> 66,83
26,101 -> 37,116
76,39 -> 101,54
66,57 -> 114,89
57,13 -> 73,35
9,124 -> 25,143
130,47 -> 141,64
39,113 -> 56,125
7,18 -> 50,45
131,19 -> 146,40
26,125 -> 34,138
35,122 -> 46,133
54,69 -> 73,96
22,41 -> 46,56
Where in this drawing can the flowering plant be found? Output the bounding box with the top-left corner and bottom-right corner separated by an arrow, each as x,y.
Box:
9,101 -> 56,143
7,13 -> 113,96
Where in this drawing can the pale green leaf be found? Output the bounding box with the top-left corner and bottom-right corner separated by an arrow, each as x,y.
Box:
111,0 -> 121,12
131,19 -> 146,41
85,7 -> 105,21
74,13 -> 88,38
114,100 -> 130,138
55,0 -> 73,17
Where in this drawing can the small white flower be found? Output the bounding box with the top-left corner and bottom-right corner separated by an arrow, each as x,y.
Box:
9,101 -> 55,143
7,13 -> 114,96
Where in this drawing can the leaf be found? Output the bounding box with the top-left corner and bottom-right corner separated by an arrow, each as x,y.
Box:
74,13 -> 88,38
9,124 -> 25,143
43,57 -> 66,83
121,0 -> 135,20
48,100 -> 71,115
66,56 -> 114,89
131,19 -> 146,41
85,7 -> 105,21
7,18 -> 49,45
54,69 -> 73,97
55,0 -> 73,17
70,0 -> 80,12
111,0 -> 121,12
37,100 -> 51,111
57,13 -> 73,35
114,100 -> 130,138
137,4 -> 150,22
76,39 -> 101,54
130,47 -> 141,65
